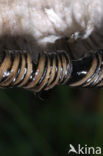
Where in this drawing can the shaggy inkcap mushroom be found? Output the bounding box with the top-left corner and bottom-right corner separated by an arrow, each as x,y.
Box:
0,0 -> 103,56
0,0 -> 103,93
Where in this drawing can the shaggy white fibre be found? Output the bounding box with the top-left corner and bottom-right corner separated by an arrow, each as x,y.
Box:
0,0 -> 103,56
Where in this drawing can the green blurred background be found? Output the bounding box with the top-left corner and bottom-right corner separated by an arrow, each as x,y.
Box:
0,86 -> 103,156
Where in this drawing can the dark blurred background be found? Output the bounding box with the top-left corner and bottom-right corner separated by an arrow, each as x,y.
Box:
0,86 -> 103,156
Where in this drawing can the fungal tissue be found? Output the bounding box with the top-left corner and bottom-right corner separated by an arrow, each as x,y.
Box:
0,0 -> 103,56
